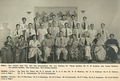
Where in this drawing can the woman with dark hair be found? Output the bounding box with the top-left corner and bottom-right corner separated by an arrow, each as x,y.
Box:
93,33 -> 106,62
105,34 -> 119,63
1,36 -> 14,63
28,35 -> 43,63
15,35 -> 28,63
67,34 -> 80,61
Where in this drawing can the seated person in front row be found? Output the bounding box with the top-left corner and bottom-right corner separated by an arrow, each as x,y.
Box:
105,34 -> 119,63
55,31 -> 68,62
28,35 -> 43,63
42,33 -> 54,63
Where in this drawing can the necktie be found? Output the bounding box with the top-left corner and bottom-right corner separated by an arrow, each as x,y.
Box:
84,22 -> 86,30
85,38 -> 87,45
17,30 -> 18,35
66,28 -> 67,38
29,30 -> 31,35
60,37 -> 62,45
102,29 -> 104,34
73,21 -> 75,29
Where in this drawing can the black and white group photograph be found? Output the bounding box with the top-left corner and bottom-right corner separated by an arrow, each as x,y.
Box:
0,0 -> 120,64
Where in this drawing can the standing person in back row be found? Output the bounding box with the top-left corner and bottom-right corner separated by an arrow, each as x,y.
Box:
98,23 -> 109,43
81,16 -> 89,32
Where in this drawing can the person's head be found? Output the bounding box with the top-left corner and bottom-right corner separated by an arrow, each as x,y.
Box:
64,23 -> 69,28
16,24 -> 20,30
101,23 -> 105,29
90,23 -> 94,30
52,14 -> 56,20
62,15 -> 66,20
52,21 -> 56,27
19,35 -> 25,41
83,16 -> 87,21
28,23 -> 33,29
6,36 -> 12,41
84,31 -> 89,38
72,34 -> 77,40
22,17 -> 27,23
71,15 -> 75,20
59,31 -> 63,37
97,33 -> 101,38
40,23 -> 44,28
76,23 -> 80,29
110,34 -> 114,39
46,33 -> 51,39
32,35 -> 36,40
33,17 -> 37,22
42,16 -> 47,22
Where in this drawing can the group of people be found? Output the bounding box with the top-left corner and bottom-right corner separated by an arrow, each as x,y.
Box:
0,14 -> 119,63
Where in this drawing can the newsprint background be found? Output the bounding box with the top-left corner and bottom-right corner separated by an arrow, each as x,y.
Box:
0,0 -> 120,81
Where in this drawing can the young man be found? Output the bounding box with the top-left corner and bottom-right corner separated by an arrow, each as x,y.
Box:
25,23 -> 36,40
42,33 -> 54,63
48,21 -> 60,38
49,14 -> 58,27
37,23 -> 48,44
69,15 -> 78,29
81,16 -> 89,31
55,31 -> 68,62
98,23 -> 109,43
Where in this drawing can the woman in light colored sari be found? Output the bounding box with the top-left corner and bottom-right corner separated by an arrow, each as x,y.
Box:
93,33 -> 106,62
28,35 -> 43,63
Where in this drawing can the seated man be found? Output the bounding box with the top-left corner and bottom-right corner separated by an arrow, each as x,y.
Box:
55,31 -> 68,62
42,33 -> 54,63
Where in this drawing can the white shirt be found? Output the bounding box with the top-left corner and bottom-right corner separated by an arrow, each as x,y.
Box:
37,28 -> 47,43
29,40 -> 40,47
26,29 -> 36,39
13,29 -> 23,37
61,28 -> 72,37
20,23 -> 28,31
59,20 -> 68,27
88,29 -> 97,41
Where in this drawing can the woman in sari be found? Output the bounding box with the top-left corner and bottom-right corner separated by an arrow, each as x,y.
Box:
15,35 -> 28,63
105,34 -> 119,63
93,33 -> 106,62
1,36 -> 14,63
67,34 -> 80,61
28,35 -> 43,63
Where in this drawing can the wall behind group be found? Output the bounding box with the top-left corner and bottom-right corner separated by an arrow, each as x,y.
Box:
0,0 -> 120,42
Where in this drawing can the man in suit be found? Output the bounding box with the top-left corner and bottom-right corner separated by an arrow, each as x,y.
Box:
55,31 -> 68,62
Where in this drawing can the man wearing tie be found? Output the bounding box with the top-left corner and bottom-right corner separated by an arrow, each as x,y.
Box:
61,23 -> 72,41
70,15 -> 78,29
81,16 -> 89,32
55,31 -> 68,62
98,23 -> 109,43
80,31 -> 92,63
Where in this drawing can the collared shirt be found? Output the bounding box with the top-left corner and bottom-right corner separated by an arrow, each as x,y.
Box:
20,23 -> 28,31
48,27 -> 60,38
42,38 -> 54,48
61,28 -> 72,37
80,37 -> 92,46
26,29 -> 36,38
55,37 -> 68,47
13,29 -> 23,37
88,29 -> 97,41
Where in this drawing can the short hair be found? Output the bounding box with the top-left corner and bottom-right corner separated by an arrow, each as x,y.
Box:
101,23 -> 105,26
19,35 -> 25,40
22,17 -> 26,21
28,23 -> 32,25
52,20 -> 56,23
71,15 -> 75,17
52,14 -> 56,17
97,33 -> 101,37
64,22 -> 69,25
110,34 -> 114,37
59,31 -> 63,34
6,36 -> 12,40
16,24 -> 20,27
83,16 -> 87,20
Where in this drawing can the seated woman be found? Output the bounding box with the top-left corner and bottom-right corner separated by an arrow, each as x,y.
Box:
67,34 -> 80,61
105,34 -> 119,63
28,35 -> 43,63
15,35 -> 28,63
93,33 -> 106,62
42,33 -> 54,63
1,36 -> 14,63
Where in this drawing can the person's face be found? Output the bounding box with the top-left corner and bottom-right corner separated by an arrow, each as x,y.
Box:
33,36 -> 36,40
7,37 -> 11,41
97,34 -> 101,38
16,25 -> 20,30
90,24 -> 94,30
65,23 -> 69,28
21,36 -> 24,40
83,17 -> 87,21
76,23 -> 80,28
62,16 -> 66,20
52,15 -> 56,20
40,24 -> 44,28
101,24 -> 105,29
52,22 -> 56,27
110,35 -> 114,39
71,16 -> 75,20
59,32 -> 63,37
47,34 -> 51,39
28,24 -> 32,29
22,19 -> 26,23
73,35 -> 76,40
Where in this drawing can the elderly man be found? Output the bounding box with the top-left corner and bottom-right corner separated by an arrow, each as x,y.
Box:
55,31 -> 68,62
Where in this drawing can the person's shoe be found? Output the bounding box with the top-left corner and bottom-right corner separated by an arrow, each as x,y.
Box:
88,60 -> 92,63
57,60 -> 59,62
63,59 -> 67,62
